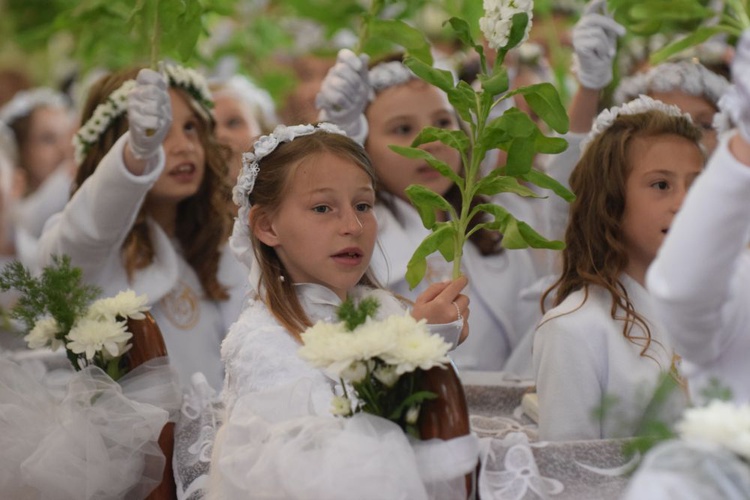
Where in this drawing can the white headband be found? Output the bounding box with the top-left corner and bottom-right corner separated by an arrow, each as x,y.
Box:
0,88 -> 69,128
229,122 -> 347,278
581,95 -> 693,154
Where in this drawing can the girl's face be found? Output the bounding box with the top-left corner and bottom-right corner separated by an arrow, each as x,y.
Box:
148,89 -> 206,206
649,90 -> 718,154
621,134 -> 703,283
254,151 -> 377,301
21,106 -> 74,191
212,92 -> 262,181
365,80 -> 461,200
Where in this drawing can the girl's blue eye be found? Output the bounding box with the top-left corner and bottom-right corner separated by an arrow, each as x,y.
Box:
355,203 -> 372,212
393,124 -> 412,135
313,205 -> 330,213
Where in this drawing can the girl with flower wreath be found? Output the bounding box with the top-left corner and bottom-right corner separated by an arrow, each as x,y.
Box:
0,87 -> 77,269
211,123 -> 473,499
37,65 -> 247,391
532,95 -> 702,441
315,49 -> 562,374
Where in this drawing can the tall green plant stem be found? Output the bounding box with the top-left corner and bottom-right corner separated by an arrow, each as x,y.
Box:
150,0 -> 160,70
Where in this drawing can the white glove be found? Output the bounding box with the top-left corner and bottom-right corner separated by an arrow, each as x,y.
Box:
728,30 -> 750,143
572,0 -> 626,90
316,49 -> 373,145
127,68 -> 172,160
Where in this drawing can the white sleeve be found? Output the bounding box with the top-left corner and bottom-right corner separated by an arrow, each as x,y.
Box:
646,134 -> 750,365
36,133 -> 164,278
533,309 -> 605,441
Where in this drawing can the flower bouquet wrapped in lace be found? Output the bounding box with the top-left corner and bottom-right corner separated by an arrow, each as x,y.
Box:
0,255 -> 181,499
299,295 -> 452,436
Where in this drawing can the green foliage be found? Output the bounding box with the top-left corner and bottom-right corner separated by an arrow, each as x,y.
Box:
700,377 -> 734,402
0,255 -> 100,335
337,296 -> 381,331
608,0 -> 750,64
376,11 -> 573,288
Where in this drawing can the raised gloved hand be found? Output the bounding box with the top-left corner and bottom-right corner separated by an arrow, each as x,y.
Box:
127,68 -> 172,160
316,49 -> 373,145
572,0 -> 626,90
727,30 -> 750,143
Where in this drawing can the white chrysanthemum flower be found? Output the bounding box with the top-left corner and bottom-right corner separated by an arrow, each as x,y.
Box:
66,317 -> 132,360
373,364 -> 400,388
378,316 -> 451,375
87,290 -> 150,321
331,395 -> 353,416
340,360 -> 368,383
480,0 -> 534,51
677,400 -> 750,461
24,317 -> 64,351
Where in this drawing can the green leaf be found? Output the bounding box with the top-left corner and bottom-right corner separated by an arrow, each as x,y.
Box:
444,16 -> 477,49
406,224 -> 455,288
447,81 -> 478,125
403,56 -> 455,94
411,127 -> 470,156
521,169 -> 576,202
534,132 -> 568,155
650,26 -> 726,64
506,137 -> 535,175
387,390 -> 438,421
479,66 -> 510,96
505,12 -> 530,51
405,185 -> 452,229
511,83 -> 569,134
389,145 -> 463,187
507,220 -> 565,250
337,296 -> 380,331
474,175 -> 540,198
369,18 -> 433,65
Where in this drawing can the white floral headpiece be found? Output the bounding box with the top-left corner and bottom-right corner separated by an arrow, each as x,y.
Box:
0,88 -> 69,128
229,122 -> 347,275
581,95 -> 693,154
368,61 -> 417,94
73,62 -> 214,165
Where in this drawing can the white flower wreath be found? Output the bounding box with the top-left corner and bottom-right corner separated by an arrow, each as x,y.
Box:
580,94 -> 693,154
72,62 -> 214,165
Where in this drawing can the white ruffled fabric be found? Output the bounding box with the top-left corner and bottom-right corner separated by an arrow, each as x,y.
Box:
0,356 -> 181,500
209,379 -> 478,500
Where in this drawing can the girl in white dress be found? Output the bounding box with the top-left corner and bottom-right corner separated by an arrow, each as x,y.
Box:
646,30 -> 750,405
533,96 -> 702,441
0,87 -> 76,268
37,66 -> 246,391
212,123 -> 471,499
316,50 -> 557,372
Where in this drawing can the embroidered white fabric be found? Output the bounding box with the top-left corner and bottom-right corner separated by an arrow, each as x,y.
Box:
0,356 -> 181,499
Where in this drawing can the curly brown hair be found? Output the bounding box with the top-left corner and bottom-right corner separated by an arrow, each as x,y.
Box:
542,109 -> 703,358
74,67 -> 233,300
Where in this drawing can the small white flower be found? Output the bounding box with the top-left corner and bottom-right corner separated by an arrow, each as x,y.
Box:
66,317 -> 132,360
341,360 -> 369,383
479,0 -> 534,51
373,364 -> 400,387
331,395 -> 353,416
405,405 -> 420,425
677,400 -> 750,461
87,289 -> 150,321
24,317 -> 64,351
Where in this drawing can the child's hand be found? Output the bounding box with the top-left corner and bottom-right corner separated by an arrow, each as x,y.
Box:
412,275 -> 470,344
572,0 -> 626,90
127,69 -> 172,161
316,49 -> 372,145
